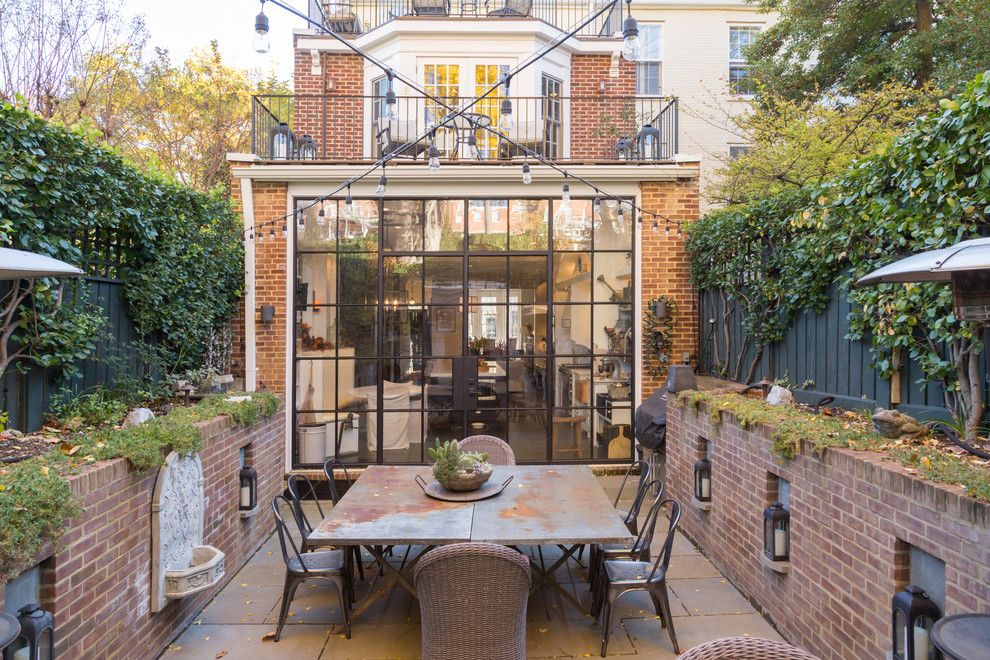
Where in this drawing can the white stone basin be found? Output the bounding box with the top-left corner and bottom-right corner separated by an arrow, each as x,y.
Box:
164,545 -> 225,601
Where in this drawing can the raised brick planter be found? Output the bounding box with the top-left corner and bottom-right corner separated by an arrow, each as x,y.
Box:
666,400 -> 990,660
0,404 -> 285,660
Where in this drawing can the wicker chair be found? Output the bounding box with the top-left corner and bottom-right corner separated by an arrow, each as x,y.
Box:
414,543 -> 531,660
679,637 -> 820,660
459,435 -> 515,465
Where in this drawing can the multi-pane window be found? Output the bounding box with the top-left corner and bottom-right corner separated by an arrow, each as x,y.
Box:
371,76 -> 387,121
729,145 -> 751,159
636,24 -> 662,96
729,25 -> 760,96
424,63 -> 460,126
541,75 -> 562,158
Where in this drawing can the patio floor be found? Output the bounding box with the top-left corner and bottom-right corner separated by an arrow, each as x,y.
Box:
162,476 -> 783,659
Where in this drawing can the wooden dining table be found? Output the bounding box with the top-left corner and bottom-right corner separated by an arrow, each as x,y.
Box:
308,464 -> 634,620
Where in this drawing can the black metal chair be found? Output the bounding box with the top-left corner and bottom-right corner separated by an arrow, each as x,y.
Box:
614,459 -> 654,535
322,458 -> 367,580
597,499 -> 682,657
272,495 -> 352,641
590,480 -> 665,612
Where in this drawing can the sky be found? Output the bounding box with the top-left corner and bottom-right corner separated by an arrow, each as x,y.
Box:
119,0 -> 305,81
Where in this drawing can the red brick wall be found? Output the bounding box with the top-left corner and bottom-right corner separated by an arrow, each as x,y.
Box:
293,49 -> 365,159
666,401 -> 990,660
252,182 -> 289,393
0,406 -> 285,660
640,177 -> 699,396
570,54 -> 637,160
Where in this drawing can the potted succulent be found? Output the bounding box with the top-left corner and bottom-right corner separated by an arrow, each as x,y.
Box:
427,439 -> 492,491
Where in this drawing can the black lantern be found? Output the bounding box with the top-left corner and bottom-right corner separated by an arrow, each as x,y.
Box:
615,136 -> 633,160
636,123 -> 661,160
892,585 -> 940,660
763,502 -> 789,561
694,458 -> 712,502
4,604 -> 53,660
239,464 -> 257,511
268,122 -> 295,160
297,134 -> 317,160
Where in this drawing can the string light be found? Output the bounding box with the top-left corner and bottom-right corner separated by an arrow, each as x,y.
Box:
521,162 -> 532,185
268,226 -> 276,241
383,72 -> 398,120
499,77 -> 514,132
376,171 -> 388,197
652,219 -> 659,233
621,0 -> 640,62
343,185 -> 354,219
317,204 -> 326,226
427,132 -> 440,173
467,133 -> 481,160
281,223 -> 288,238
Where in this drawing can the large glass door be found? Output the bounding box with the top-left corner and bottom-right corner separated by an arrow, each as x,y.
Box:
292,196 -> 635,468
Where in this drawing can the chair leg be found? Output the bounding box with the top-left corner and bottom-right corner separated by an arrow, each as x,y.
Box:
353,546 -> 365,581
657,583 -> 679,654
649,591 -> 666,628
275,575 -> 302,642
333,576 -> 352,639
600,598 -> 613,657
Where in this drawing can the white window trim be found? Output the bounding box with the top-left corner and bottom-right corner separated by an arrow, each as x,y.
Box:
636,22 -> 663,98
728,24 -> 762,99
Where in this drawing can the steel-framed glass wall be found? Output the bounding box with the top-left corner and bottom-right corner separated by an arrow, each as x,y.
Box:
291,195 -> 635,467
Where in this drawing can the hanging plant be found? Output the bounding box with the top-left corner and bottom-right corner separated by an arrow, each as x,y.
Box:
643,296 -> 677,379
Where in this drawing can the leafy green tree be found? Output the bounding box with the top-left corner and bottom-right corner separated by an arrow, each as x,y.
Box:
748,0 -> 990,97
708,82 -> 937,204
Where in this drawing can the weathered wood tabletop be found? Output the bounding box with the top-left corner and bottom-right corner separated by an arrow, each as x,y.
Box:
308,464 -> 633,547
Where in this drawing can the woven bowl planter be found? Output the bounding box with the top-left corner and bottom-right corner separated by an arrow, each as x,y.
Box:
440,463 -> 494,491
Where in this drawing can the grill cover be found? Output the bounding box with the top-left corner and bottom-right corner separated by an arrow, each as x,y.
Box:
635,389 -> 667,450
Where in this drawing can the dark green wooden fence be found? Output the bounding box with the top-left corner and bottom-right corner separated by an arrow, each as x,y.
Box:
698,284 -> 988,420
0,277 -> 155,433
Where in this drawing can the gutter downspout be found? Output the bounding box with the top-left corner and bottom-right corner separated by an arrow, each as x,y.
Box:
240,176 -> 258,392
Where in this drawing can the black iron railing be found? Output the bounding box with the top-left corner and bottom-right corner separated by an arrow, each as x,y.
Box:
252,94 -> 678,161
307,0 -> 621,37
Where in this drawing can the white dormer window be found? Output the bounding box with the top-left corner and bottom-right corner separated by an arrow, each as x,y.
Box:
729,25 -> 760,96
636,24 -> 662,96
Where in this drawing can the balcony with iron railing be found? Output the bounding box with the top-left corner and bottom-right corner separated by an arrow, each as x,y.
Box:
307,0 -> 622,37
251,94 -> 678,163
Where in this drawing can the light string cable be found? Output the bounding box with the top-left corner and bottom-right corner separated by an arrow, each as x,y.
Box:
247,0 -> 684,238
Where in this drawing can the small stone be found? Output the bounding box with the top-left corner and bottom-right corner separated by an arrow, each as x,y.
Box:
122,408 -> 155,428
766,385 -> 794,406
3,429 -> 23,438
872,408 -> 927,441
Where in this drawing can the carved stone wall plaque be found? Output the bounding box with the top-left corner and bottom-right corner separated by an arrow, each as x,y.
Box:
151,451 -> 226,612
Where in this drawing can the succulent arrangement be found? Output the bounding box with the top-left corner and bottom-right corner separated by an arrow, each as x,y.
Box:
427,439 -> 491,491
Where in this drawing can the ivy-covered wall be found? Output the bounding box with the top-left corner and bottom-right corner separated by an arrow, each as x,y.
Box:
0,102 -> 244,428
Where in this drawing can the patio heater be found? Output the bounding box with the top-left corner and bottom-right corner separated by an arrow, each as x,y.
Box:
762,502 -> 789,562
268,122 -> 295,160
239,464 -> 258,511
891,585 -> 940,660
693,457 -> 712,502
4,604 -> 54,660
636,123 -> 661,160
615,136 -> 634,161
297,134 -> 318,160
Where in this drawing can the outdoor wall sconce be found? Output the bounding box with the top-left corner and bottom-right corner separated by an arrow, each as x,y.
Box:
268,122 -> 295,160
239,464 -> 258,511
652,299 -> 667,319
260,305 -> 275,324
297,134 -> 318,160
763,502 -> 790,562
694,458 -> 712,502
636,123 -> 661,160
5,604 -> 54,660
615,136 -> 633,160
892,585 -> 940,660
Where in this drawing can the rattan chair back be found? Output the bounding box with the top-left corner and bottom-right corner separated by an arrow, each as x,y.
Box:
459,435 -> 516,465
678,637 -> 820,660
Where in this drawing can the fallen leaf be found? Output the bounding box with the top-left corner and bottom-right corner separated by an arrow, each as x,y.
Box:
538,628 -> 548,633
59,441 -> 80,456
39,466 -> 49,476
262,632 -> 276,642
216,652 -> 228,659
171,646 -> 182,652
240,583 -> 248,587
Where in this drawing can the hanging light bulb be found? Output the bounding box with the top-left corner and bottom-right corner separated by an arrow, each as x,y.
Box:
664,223 -> 671,236
499,98 -> 514,132
253,1 -> 270,54
281,223 -> 288,239
376,172 -> 388,197
521,162 -> 532,185
257,226 -> 264,242
343,187 -> 355,219
317,204 -> 326,226
621,0 -> 640,62
268,226 -> 276,241
467,133 -> 481,160
617,205 -> 624,224
383,73 -> 398,120
652,220 -> 659,233
296,209 -> 304,229
427,132 -> 440,173
560,179 -> 573,220
248,228 -> 255,241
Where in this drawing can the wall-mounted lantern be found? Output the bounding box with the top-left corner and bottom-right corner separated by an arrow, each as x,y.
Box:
892,585 -> 940,660
4,604 -> 54,660
297,134 -> 318,160
694,458 -> 712,502
615,136 -> 633,161
239,464 -> 258,511
636,122 -> 661,160
763,502 -> 789,562
260,304 -> 275,324
269,122 -> 295,160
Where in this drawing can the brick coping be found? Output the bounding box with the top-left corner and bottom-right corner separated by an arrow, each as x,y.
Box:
676,400 -> 990,525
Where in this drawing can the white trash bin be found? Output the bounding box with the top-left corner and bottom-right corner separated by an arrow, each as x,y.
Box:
299,424 -> 327,464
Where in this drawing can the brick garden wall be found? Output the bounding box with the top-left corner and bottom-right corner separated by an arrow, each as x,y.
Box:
666,401 -> 990,660
0,406 -> 285,659
639,177 -> 700,397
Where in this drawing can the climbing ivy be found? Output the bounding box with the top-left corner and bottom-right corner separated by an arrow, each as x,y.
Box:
0,101 -> 244,376
685,71 -> 990,438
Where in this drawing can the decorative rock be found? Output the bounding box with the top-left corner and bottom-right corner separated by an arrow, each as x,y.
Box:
3,429 -> 23,438
766,385 -> 795,406
122,408 -> 155,428
872,408 -> 928,441
224,395 -> 252,403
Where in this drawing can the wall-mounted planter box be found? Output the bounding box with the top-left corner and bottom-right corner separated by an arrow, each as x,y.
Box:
164,545 -> 225,600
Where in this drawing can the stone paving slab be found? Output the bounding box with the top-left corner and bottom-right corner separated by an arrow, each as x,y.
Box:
164,476 -> 782,659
